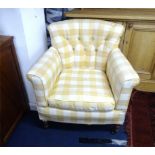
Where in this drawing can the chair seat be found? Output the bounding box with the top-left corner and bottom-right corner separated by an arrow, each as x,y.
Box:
48,68 -> 115,112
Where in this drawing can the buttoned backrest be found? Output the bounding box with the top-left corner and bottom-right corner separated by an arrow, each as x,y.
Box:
48,19 -> 124,70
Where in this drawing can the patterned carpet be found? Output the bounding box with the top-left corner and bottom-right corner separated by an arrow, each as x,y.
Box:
126,90 -> 155,146
6,111 -> 127,147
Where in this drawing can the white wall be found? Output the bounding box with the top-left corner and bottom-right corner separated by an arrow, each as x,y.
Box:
0,8 -> 47,110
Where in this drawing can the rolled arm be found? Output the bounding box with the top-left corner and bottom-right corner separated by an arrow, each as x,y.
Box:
27,47 -> 62,107
106,48 -> 140,111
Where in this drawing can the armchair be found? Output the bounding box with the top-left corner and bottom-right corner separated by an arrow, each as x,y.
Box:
27,19 -> 140,130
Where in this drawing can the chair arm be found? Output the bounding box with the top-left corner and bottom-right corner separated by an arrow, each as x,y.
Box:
106,48 -> 140,111
27,47 -> 62,107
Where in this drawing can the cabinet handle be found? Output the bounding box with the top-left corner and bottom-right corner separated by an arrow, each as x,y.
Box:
127,23 -> 133,29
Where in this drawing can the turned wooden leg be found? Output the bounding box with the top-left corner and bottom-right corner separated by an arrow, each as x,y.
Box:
42,121 -> 49,128
111,125 -> 121,134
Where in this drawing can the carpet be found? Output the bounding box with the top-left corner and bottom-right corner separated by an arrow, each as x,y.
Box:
6,111 -> 127,147
126,90 -> 155,147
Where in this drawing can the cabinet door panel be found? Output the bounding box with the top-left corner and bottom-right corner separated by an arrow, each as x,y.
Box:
129,31 -> 155,73
123,23 -> 155,92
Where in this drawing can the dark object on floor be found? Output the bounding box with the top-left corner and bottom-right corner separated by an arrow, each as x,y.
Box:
126,90 -> 155,146
6,111 -> 127,147
79,137 -> 112,144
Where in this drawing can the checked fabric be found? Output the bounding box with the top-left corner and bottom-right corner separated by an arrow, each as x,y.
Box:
27,19 -> 140,125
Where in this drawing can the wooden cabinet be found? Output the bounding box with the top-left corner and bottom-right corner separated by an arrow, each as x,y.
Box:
0,36 -> 28,145
123,23 -> 155,91
65,9 -> 155,92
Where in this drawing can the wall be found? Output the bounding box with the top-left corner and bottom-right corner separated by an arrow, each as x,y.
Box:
0,8 -> 47,110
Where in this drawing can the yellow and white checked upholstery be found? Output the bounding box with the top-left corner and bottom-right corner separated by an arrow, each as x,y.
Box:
106,48 -> 140,111
48,69 -> 115,112
48,19 -> 124,70
37,107 -> 125,125
27,19 -> 140,125
27,47 -> 62,107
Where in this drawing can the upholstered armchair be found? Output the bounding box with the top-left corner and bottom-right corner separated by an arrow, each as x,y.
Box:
27,19 -> 140,131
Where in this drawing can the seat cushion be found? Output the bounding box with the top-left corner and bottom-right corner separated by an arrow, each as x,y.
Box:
48,69 -> 115,112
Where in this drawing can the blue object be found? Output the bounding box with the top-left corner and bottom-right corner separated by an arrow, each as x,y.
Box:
45,8 -> 74,47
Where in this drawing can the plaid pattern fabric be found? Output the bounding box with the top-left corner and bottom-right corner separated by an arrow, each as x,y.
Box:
48,69 -> 115,112
106,48 -> 140,111
48,19 -> 124,70
38,107 -> 125,125
27,47 -> 62,107
27,19 -> 140,125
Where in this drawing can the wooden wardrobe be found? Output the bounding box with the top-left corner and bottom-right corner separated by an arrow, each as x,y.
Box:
0,36 -> 28,145
65,9 -> 155,92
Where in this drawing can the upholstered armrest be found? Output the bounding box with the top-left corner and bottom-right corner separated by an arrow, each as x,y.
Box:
27,47 -> 62,107
106,48 -> 140,111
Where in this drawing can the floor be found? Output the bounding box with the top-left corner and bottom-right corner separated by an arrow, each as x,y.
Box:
6,111 -> 127,147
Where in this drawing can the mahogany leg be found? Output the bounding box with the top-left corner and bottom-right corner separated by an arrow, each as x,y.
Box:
42,121 -> 49,128
111,125 -> 121,134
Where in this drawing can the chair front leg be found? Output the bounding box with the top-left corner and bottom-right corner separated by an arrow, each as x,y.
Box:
111,125 -> 121,134
42,121 -> 49,128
